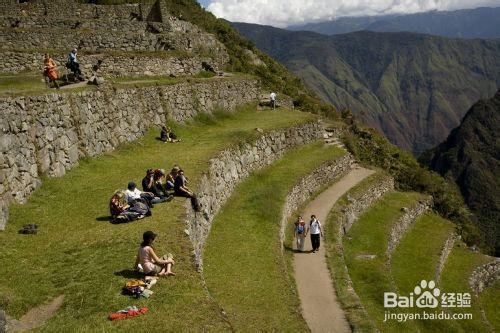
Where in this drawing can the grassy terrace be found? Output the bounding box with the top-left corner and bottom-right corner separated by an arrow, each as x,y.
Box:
343,191 -> 425,332
392,213 -> 455,294
325,171 -> 388,332
480,281 -> 500,331
0,106 -> 315,332
0,73 -> 251,97
204,142 -> 346,331
440,245 -> 493,332
391,213 -> 463,332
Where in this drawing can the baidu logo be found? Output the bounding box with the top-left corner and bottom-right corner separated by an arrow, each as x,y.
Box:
384,280 -> 471,309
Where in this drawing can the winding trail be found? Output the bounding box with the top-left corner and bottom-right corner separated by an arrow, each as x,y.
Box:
293,167 -> 374,333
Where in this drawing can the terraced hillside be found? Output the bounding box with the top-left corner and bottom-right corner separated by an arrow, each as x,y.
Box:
0,1 -> 498,332
325,171 -> 499,332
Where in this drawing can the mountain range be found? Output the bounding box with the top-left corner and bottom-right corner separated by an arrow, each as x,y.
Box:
289,7 -> 500,39
232,23 -> 500,154
421,90 -> 500,254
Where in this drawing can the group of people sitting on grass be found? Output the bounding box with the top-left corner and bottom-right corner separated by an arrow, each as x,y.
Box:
109,166 -> 201,223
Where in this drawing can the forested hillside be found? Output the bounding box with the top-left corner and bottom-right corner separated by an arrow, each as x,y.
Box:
233,23 -> 500,154
421,90 -> 500,254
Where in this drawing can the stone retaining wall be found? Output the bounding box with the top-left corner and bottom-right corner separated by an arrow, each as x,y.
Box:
0,29 -> 228,60
340,174 -> 395,234
387,197 -> 433,256
469,260 -> 500,293
436,233 -> 458,282
0,78 -> 259,230
279,154 -> 354,247
185,121 -> 325,267
0,0 -> 143,20
0,51 -> 224,77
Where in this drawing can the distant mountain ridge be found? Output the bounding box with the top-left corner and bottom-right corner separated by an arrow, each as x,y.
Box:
289,7 -> 500,39
232,22 -> 500,154
421,90 -> 500,254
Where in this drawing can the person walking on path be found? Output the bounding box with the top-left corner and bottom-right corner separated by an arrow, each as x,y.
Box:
309,214 -> 323,253
294,215 -> 307,252
270,92 -> 277,110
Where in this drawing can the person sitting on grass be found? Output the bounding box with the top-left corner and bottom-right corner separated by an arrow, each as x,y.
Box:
135,231 -> 175,277
160,126 -> 181,143
125,181 -> 162,207
109,190 -> 150,222
142,169 -> 172,201
174,169 -> 201,212
43,54 -> 59,89
165,166 -> 180,191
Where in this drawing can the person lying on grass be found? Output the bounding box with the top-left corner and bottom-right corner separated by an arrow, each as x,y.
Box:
135,231 -> 175,277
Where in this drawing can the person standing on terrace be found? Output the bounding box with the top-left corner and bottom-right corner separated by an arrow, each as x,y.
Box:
43,54 -> 59,89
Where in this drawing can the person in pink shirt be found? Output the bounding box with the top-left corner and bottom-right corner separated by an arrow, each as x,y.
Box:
135,231 -> 175,277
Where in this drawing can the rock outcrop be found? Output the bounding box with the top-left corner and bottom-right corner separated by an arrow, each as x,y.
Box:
469,260 -> 500,294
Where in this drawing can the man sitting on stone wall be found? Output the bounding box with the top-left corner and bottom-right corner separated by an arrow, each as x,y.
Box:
173,169 -> 201,212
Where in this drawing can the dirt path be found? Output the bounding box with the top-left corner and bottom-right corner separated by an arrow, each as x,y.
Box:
6,295 -> 64,332
293,167 -> 374,333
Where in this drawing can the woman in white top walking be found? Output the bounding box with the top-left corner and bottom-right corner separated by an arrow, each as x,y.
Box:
309,215 -> 323,253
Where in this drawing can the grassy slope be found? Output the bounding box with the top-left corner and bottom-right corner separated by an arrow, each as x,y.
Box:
391,213 -> 463,332
325,171 -> 388,332
0,107 -> 314,332
392,213 -> 455,294
203,142 -> 345,331
440,245 -> 493,332
344,191 -> 425,332
479,281 -> 500,331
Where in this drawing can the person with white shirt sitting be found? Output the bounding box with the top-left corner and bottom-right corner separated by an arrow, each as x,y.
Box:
309,214 -> 324,253
125,181 -> 163,208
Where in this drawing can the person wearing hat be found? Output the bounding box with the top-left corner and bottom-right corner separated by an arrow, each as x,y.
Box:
135,231 -> 175,276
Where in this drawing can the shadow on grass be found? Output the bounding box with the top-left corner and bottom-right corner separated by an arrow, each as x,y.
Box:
96,216 -> 112,222
114,269 -> 144,279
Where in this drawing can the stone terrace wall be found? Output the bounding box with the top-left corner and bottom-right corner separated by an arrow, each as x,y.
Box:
469,260 -> 500,294
279,154 -> 354,247
387,197 -> 433,256
0,51 -> 223,77
185,121 -> 326,268
436,233 -> 458,282
340,174 -> 395,234
0,1 -> 143,20
0,29 -> 227,59
0,78 -> 259,230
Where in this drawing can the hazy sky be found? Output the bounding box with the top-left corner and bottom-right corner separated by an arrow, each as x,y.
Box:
198,0 -> 500,27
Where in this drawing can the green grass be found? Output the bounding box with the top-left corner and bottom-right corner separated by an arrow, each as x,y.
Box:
203,141 -> 345,331
344,191 -> 425,332
391,213 -> 463,332
325,171 -> 390,332
479,281 -> 500,331
440,244 -> 494,332
0,74 -> 48,96
0,106 -> 315,332
392,213 -> 456,294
